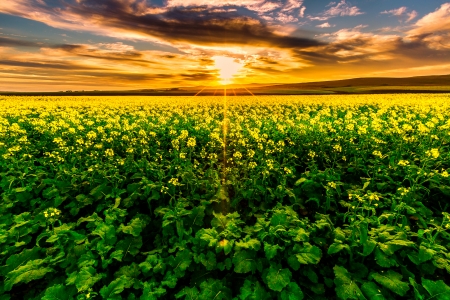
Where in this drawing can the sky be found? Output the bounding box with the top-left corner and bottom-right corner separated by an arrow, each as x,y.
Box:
1,0 -> 450,91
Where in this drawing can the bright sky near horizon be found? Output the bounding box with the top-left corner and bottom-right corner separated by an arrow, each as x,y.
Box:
1,0 -> 450,91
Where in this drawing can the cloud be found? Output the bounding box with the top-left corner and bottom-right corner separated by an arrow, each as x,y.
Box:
307,0 -> 363,21
280,0 -> 303,12
408,3 -> 450,35
276,12 -> 298,23
407,3 -> 450,50
0,0 -> 322,50
0,37 -> 45,47
323,0 -> 364,17
316,22 -> 335,28
381,6 -> 418,23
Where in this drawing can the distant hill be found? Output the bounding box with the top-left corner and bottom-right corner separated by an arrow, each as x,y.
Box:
2,74 -> 450,96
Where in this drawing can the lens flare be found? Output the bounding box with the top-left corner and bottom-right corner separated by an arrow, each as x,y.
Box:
212,56 -> 243,85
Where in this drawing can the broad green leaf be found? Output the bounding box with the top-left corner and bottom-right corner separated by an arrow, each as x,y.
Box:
328,243 -> 349,255
361,282 -> 385,300
266,265 -> 292,292
422,279 -> 450,300
189,206 -> 205,227
197,251 -> 216,271
115,262 -> 141,279
233,250 -> 257,274
287,255 -> 300,271
409,278 -> 425,300
264,243 -> 281,260
72,266 -> 103,292
42,284 -> 77,300
116,236 -> 143,258
294,243 -> 322,265
91,222 -> 117,245
238,279 -> 269,300
141,282 -> 167,300
169,249 -> 192,277
281,282 -> 304,300
3,259 -> 54,291
0,247 -> 41,276
100,275 -> 133,299
199,278 -> 231,300
370,270 -> 409,297
419,245 -> 435,263
334,266 -> 366,300
236,237 -> 261,251
362,240 -> 377,256
374,248 -> 397,268
175,286 -> 199,299
119,217 -> 148,237
359,222 -> 368,244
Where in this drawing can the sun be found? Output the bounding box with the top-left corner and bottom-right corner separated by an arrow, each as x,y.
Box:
212,56 -> 243,85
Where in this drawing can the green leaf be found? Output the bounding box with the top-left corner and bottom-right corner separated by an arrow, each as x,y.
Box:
370,270 -> 409,297
360,222 -> 368,244
294,243 -> 322,264
91,222 -> 117,245
266,265 -> 292,292
197,251 -> 216,271
189,206 -> 205,227
0,247 -> 41,276
42,284 -> 77,300
70,266 -> 103,292
233,250 -> 257,274
198,278 -> 231,300
141,282 -> 167,300
374,248 -> 397,268
328,243 -> 349,255
169,250 -> 193,278
281,282 -> 304,300
362,240 -> 377,256
422,279 -> 450,300
115,262 -> 141,279
287,255 -> 300,271
175,286 -> 199,299
119,217 -> 148,237
264,243 -> 281,260
238,279 -> 269,300
333,266 -> 366,300
419,245 -> 435,263
3,259 -> 54,291
116,236 -> 143,258
235,237 -> 261,251
100,275 -> 133,299
361,282 -> 385,300
409,278 -> 425,300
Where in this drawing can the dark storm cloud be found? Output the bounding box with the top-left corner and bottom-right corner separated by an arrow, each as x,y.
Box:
24,0 -> 325,49
0,37 -> 45,47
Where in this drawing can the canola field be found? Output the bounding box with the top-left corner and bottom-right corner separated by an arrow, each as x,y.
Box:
1,94 -> 450,299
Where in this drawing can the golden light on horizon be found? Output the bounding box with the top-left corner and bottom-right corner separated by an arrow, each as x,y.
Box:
212,56 -> 243,85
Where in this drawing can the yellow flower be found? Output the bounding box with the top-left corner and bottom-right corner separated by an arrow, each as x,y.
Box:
398,160 -> 409,166
233,151 -> 242,160
187,137 -> 196,147
105,149 -> 114,157
327,182 -> 337,189
425,148 -> 439,159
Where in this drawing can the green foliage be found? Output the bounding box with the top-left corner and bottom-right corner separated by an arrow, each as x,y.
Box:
1,96 -> 450,299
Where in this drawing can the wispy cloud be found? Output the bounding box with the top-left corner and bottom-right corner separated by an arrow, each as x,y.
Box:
316,22 -> 335,28
325,0 -> 364,16
308,0 -> 364,21
381,6 -> 418,23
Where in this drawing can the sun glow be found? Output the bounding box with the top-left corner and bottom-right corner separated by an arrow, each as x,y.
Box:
212,56 -> 243,85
